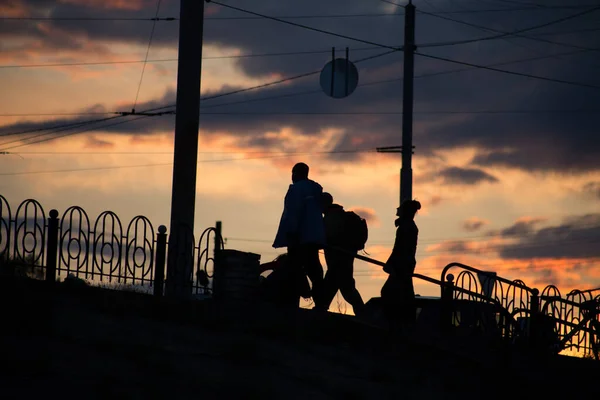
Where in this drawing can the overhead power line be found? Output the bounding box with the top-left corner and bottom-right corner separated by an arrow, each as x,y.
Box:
416,52 -> 600,90
2,45 -> 595,148
0,46 -> 390,70
118,49 -> 398,116
208,1 -> 401,51
3,109 -> 600,118
0,116 -> 147,151
4,25 -> 598,70
420,5 -> 600,48
417,9 -> 600,52
0,149 -> 376,176
0,16 -> 176,21
0,116 -> 120,140
0,49 -> 397,149
132,0 -> 162,113
189,47 -> 600,112
377,0 -> 599,11
2,4 -> 599,21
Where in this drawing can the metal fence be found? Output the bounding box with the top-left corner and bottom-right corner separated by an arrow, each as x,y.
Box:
0,195 -> 222,296
442,263 -> 599,359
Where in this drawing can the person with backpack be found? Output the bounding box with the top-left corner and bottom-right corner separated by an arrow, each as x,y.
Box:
320,192 -> 365,316
273,162 -> 326,310
381,199 -> 421,332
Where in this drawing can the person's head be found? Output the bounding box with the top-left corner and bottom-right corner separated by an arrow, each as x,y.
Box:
321,192 -> 333,210
291,162 -> 309,183
397,199 -> 421,220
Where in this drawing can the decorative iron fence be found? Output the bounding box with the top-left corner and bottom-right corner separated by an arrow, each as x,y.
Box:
441,262 -> 599,359
0,195 -> 222,296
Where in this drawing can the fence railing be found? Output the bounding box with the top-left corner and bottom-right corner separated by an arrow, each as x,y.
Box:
344,248 -> 598,357
0,195 -> 222,296
441,262 -> 539,318
441,262 -> 599,359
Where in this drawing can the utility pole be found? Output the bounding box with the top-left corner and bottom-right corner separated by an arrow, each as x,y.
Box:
165,0 -> 205,298
400,1 -> 416,206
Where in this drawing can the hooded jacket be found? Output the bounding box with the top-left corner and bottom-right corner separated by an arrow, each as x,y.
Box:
385,217 -> 419,276
273,179 -> 326,248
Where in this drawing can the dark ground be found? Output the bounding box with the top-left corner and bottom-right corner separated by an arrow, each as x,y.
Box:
1,276 -> 598,399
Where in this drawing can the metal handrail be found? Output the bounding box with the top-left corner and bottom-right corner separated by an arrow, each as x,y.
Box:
331,246 -> 516,319
567,287 -> 600,297
441,262 -> 538,295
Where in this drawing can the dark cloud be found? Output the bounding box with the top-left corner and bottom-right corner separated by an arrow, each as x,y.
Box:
2,0 -> 600,174
498,217 -> 546,237
583,182 -> 600,200
531,268 -> 559,287
498,214 -> 600,259
429,240 -> 472,253
462,217 -> 488,232
84,135 -> 114,149
439,166 -> 498,185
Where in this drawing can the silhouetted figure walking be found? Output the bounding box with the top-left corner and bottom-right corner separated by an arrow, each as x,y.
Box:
381,200 -> 421,332
321,192 -> 365,316
273,162 -> 326,309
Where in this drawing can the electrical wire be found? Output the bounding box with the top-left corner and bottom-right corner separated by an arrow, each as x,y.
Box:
419,5 -> 600,48
417,9 -> 600,52
3,25 -> 597,71
0,46 -> 389,70
0,16 -> 176,21
0,48 -> 399,148
416,52 -> 600,89
1,45 -> 595,147
4,108 -> 600,119
208,1 -> 402,51
0,116 -> 148,151
0,116 -> 121,142
191,47 -> 599,113
3,4 -> 599,20
132,0 -> 162,113
0,148 -> 377,176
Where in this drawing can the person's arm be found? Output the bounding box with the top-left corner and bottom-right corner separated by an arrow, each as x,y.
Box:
283,185 -> 302,243
384,227 -> 402,274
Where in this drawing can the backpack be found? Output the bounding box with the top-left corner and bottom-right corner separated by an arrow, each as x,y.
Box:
344,211 -> 368,251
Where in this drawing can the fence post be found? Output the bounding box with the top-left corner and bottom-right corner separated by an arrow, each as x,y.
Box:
214,221 -> 222,255
529,288 -> 540,348
154,225 -> 167,297
441,273 -> 455,331
45,209 -> 59,283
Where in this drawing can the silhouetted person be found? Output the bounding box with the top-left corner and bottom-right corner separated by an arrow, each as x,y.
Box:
381,200 -> 421,332
321,192 -> 365,316
259,254 -> 311,308
273,162 -> 326,309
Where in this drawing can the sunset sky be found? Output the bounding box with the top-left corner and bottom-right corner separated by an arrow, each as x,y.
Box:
1,0 -> 599,305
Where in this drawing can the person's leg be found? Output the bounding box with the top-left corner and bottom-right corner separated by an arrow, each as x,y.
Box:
302,244 -> 325,309
398,277 -> 416,326
337,254 -> 365,315
321,252 -> 340,311
381,274 -> 404,331
287,245 -> 309,301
